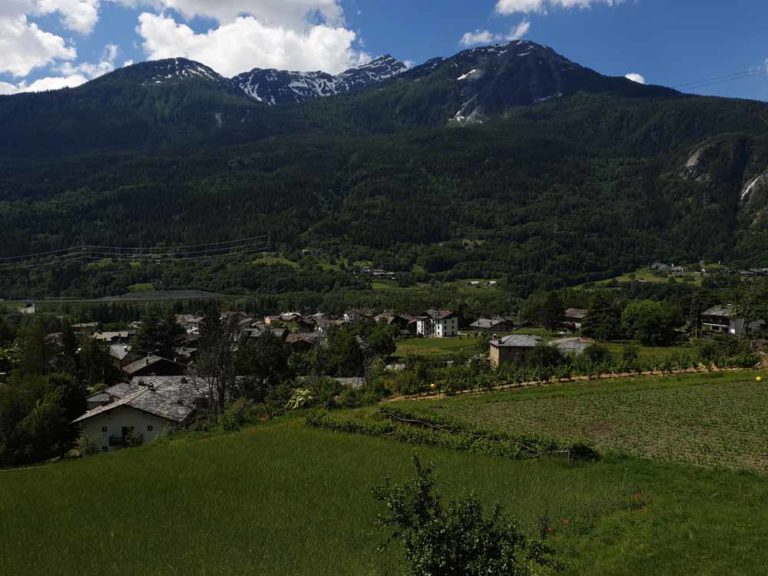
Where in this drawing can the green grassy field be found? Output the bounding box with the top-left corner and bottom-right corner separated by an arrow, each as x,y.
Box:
395,371 -> 768,473
394,336 -> 484,358
0,418 -> 630,575
371,280 -> 399,291
602,342 -> 700,361
395,335 -> 700,364
3,415 -> 768,575
591,267 -> 704,287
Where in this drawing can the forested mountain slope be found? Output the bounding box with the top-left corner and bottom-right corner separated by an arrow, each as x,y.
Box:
1,41 -> 767,298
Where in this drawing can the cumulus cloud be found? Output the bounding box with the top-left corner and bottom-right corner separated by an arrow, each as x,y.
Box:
625,72 -> 646,84
33,0 -> 101,34
1,43 -> 120,93
0,82 -> 20,95
0,0 -> 102,80
3,0 -> 369,92
460,30 -> 497,47
112,0 -> 343,27
496,0 -> 621,15
0,0 -> 77,76
137,10 -> 368,75
460,19 -> 531,47
509,19 -> 531,40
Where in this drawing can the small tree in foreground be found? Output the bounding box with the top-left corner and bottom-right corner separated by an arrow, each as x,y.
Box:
372,457 -> 554,576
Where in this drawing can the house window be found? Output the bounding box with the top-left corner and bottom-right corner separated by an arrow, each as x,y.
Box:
101,426 -> 108,433
147,425 -> 154,432
101,446 -> 108,452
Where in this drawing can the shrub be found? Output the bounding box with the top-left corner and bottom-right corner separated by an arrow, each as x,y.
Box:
285,388 -> 315,410
568,443 -> 600,463
372,457 -> 554,576
307,408 -> 595,464
124,429 -> 144,448
221,398 -> 271,431
583,344 -> 612,366
308,377 -> 344,409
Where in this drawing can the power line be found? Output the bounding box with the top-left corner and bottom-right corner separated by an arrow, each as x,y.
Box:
0,235 -> 271,271
81,234 -> 269,253
675,68 -> 764,91
0,247 -> 77,263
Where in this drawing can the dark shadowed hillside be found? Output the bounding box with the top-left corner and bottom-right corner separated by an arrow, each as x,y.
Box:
1,41 -> 767,298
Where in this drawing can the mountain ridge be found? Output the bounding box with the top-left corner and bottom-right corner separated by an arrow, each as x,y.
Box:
86,53 -> 410,106
2,41 -> 768,297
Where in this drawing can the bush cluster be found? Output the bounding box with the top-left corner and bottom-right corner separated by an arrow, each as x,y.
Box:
306,407 -> 598,463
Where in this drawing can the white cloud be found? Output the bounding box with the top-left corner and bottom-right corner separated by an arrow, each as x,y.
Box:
112,0 -> 343,27
496,0 -> 546,13
58,42 -> 119,76
460,20 -> 531,47
137,11 -> 368,75
1,43 -> 120,93
496,0 -> 621,15
625,72 -> 646,84
24,74 -> 89,91
510,19 -> 531,39
460,30 -> 497,47
33,0 -> 101,34
0,81 -> 20,95
0,9 -> 77,76
2,0 -> 367,92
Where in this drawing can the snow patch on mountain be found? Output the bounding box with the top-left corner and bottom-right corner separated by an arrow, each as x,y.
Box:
457,69 -> 479,82
141,58 -> 224,85
231,55 -> 408,106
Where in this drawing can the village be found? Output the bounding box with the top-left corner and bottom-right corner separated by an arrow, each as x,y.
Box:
48,297 -> 761,453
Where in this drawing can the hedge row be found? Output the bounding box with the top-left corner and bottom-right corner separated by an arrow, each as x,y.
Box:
306,407 -> 599,463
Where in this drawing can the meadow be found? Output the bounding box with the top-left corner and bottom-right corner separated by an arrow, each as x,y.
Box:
394,334 -> 700,364
2,379 -> 768,574
2,415 -> 768,575
588,267 -> 705,287
602,342 -> 700,362
0,418 -> 630,576
393,335 -> 485,358
395,371 -> 768,472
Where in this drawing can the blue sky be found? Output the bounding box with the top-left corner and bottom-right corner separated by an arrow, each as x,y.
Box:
1,0 -> 766,100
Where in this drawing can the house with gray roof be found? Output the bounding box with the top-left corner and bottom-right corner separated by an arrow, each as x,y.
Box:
564,308 -> 588,331
489,334 -> 541,367
122,355 -> 186,378
701,304 -> 765,336
75,376 -> 209,452
469,317 -> 515,332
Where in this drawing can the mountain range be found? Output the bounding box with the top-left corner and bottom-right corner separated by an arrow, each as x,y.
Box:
0,40 -> 686,155
1,40 -> 768,299
115,53 -> 410,106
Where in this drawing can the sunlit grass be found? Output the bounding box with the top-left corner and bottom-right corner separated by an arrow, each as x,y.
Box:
395,371 -> 768,472
0,418 -> 630,575
394,336 -> 484,358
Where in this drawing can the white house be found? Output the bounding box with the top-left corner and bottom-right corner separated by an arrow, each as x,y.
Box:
73,376 -> 208,452
416,309 -> 459,338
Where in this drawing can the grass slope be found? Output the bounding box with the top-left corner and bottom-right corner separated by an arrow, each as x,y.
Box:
394,336 -> 485,358
395,372 -> 768,472
2,408 -> 768,574
0,419 -> 628,576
